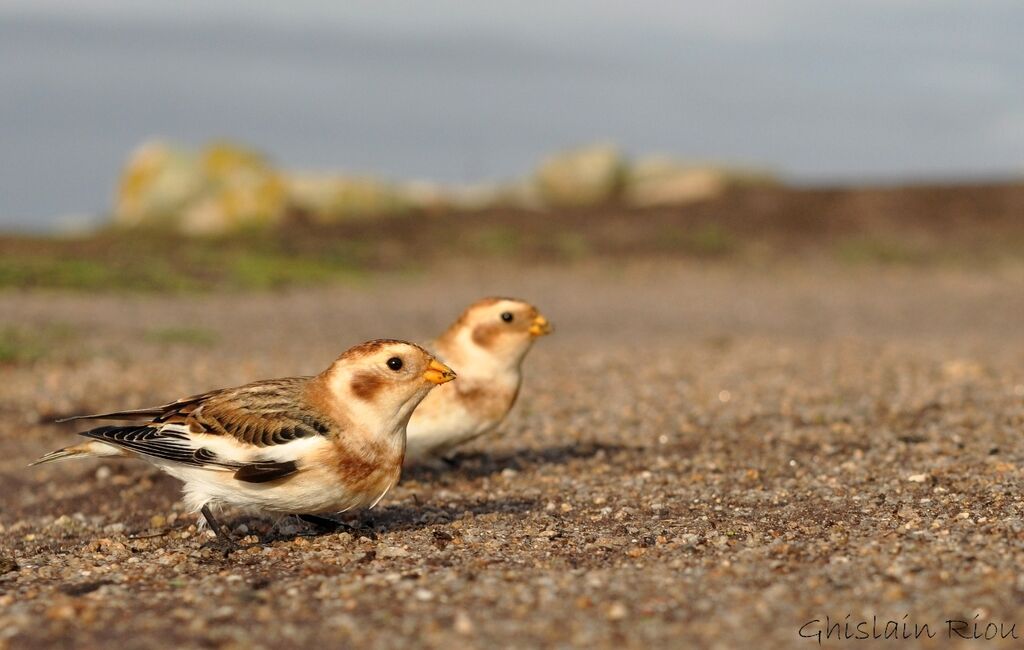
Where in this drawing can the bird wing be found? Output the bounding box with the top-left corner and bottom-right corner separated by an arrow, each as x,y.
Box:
69,376 -> 335,483
176,377 -> 334,447
63,377 -> 334,446
77,424 -> 300,482
78,424 -> 236,468
56,399 -> 206,422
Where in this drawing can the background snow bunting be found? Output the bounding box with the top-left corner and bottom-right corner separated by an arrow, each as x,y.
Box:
405,297 -> 552,463
33,339 -> 455,546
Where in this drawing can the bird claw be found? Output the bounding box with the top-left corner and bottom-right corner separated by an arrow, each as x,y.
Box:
200,536 -> 239,558
200,504 -> 240,557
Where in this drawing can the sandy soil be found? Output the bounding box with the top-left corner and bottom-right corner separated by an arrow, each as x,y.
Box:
3,261 -> 1024,648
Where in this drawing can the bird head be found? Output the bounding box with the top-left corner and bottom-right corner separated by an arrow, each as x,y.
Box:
324,339 -> 456,434
439,297 -> 553,372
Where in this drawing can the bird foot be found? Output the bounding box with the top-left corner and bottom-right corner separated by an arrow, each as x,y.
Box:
297,514 -> 376,540
200,536 -> 239,558
200,504 -> 239,557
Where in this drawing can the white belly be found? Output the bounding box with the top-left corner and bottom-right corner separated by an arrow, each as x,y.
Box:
163,462 -> 395,515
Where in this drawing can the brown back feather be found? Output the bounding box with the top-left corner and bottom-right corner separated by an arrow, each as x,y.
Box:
63,377 -> 338,448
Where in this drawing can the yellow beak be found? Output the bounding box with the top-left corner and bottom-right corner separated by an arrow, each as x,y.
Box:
422,359 -> 457,385
528,314 -> 553,337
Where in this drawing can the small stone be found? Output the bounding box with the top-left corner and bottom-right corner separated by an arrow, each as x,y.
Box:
680,533 -> 701,547
453,611 -> 474,635
377,544 -> 410,559
907,474 -> 928,483
46,602 -> 77,621
414,589 -> 433,602
607,602 -> 628,621
150,515 -> 167,528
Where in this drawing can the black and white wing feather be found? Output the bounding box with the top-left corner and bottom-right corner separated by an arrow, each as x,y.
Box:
62,377 -> 333,483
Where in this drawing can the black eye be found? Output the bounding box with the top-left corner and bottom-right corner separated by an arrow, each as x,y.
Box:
386,357 -> 403,371
500,312 -> 514,323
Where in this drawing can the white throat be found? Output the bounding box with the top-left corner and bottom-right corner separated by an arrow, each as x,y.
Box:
442,328 -> 528,383
327,372 -> 432,439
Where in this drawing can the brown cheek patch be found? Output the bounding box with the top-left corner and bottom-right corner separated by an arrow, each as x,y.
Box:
471,323 -> 503,349
350,372 -> 385,401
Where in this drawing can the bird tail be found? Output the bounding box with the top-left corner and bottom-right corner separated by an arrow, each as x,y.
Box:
29,441 -> 130,467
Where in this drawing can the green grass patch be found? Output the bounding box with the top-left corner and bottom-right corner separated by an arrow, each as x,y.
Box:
145,326 -> 220,347
656,223 -> 736,257
836,237 -> 926,265
226,251 -> 366,289
0,323 -> 76,365
685,224 -> 735,257
468,226 -> 523,257
0,235 -> 371,292
0,255 -> 119,290
552,232 -> 591,261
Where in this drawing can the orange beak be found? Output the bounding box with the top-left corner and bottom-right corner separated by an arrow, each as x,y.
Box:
528,314 -> 553,337
422,359 -> 457,385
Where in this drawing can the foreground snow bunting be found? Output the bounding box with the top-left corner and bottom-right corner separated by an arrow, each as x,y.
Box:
33,339 -> 455,544
405,297 -> 552,463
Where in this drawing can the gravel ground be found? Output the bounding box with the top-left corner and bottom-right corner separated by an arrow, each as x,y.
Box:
3,261 -> 1024,649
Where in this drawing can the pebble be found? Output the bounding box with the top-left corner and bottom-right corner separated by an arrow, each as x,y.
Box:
606,602 -> 628,621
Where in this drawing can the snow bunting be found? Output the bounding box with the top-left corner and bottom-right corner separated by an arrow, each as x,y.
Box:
33,339 -> 455,543
404,297 -> 552,463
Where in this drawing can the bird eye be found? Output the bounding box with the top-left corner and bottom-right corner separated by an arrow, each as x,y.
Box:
500,312 -> 514,323
386,357 -> 403,371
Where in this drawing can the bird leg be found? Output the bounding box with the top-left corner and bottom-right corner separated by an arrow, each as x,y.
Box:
201,504 -> 238,556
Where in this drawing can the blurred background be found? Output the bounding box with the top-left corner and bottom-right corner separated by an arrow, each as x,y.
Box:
0,0 -> 1022,290
1,0 -> 1022,233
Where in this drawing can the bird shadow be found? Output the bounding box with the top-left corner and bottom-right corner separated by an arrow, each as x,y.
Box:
264,495 -> 541,543
402,441 -> 641,482
261,442 -> 641,546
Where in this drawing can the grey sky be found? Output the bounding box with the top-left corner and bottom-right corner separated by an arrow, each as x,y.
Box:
1,1 -> 1022,229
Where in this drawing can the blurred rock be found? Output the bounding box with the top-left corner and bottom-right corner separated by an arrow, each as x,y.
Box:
397,180 -> 453,215
534,144 -> 626,207
490,179 -> 544,211
624,157 -> 727,207
114,141 -> 205,227
624,156 -> 778,207
181,142 -> 287,235
285,173 -> 408,222
115,140 -> 286,235
449,180 -> 542,212
111,138 -> 779,233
